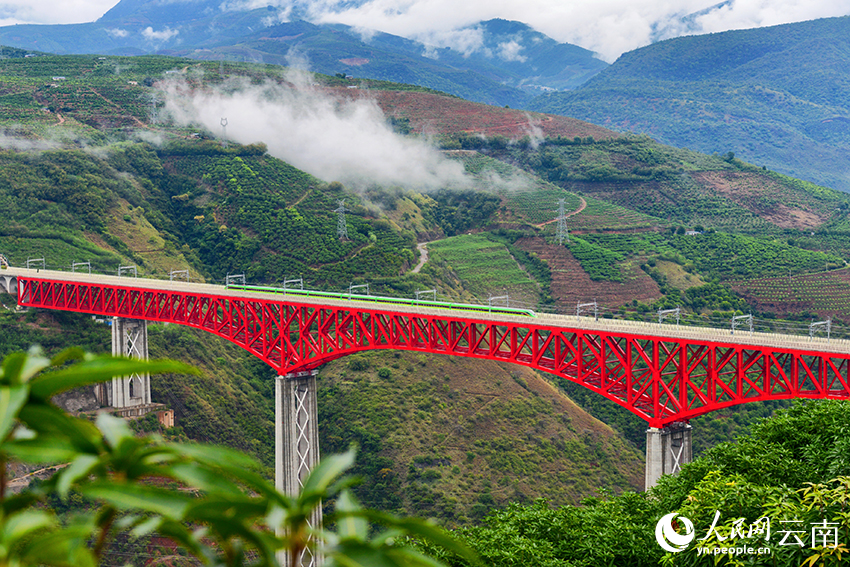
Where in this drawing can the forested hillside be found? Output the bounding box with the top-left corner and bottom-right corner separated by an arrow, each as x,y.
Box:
530,16 -> 850,192
3,53 -> 850,537
418,399 -> 850,566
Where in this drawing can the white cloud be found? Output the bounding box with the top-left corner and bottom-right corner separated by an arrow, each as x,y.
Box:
0,0 -> 115,25
303,0 -> 850,62
261,7 -> 293,27
1,0 -> 849,62
142,26 -> 179,42
352,25 -> 379,42
219,0 -> 293,12
105,27 -> 129,38
497,40 -> 526,62
417,27 -> 485,58
161,72 -> 471,191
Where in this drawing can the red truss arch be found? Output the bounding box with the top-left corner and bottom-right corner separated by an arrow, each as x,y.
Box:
15,274 -> 850,428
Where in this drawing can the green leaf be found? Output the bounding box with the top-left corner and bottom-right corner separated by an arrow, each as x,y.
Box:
17,347 -> 51,383
0,385 -> 29,442
171,442 -> 283,501
0,492 -> 42,516
359,511 -> 482,566
0,509 -> 55,543
168,441 -> 260,471
0,351 -> 48,386
331,541 -> 447,567
6,435 -> 80,463
186,498 -> 271,527
17,404 -> 101,453
168,462 -> 244,497
56,454 -> 101,498
130,516 -> 162,538
299,447 -> 356,501
49,347 -> 87,367
30,357 -> 196,401
95,413 -> 133,451
336,490 -> 368,542
80,481 -> 193,520
17,521 -> 97,567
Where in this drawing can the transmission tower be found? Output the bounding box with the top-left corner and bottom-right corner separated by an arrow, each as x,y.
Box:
556,199 -> 570,245
149,93 -> 158,124
335,200 -> 349,241
220,117 -> 228,148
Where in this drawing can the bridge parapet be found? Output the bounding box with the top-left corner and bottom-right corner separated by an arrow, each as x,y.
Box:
12,267 -> 850,427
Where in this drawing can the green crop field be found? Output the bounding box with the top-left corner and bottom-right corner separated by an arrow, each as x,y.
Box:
730,268 -> 850,320
426,234 -> 540,306
566,194 -> 659,231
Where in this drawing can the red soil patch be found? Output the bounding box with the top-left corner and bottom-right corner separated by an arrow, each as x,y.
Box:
516,236 -> 662,309
692,171 -> 828,229
332,88 -> 619,140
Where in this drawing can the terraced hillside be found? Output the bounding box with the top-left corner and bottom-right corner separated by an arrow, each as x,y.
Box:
425,234 -> 541,307
729,268 -> 850,321
5,53 -> 850,531
515,236 -> 661,309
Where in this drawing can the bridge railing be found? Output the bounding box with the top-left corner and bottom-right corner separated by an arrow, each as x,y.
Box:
3,261 -> 849,347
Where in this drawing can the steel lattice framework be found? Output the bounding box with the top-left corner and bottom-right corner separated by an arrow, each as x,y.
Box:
16,275 -> 850,428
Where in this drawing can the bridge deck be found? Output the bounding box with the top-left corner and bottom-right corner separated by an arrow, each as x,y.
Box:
4,267 -> 844,355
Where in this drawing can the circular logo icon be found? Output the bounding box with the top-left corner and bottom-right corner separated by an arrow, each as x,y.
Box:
655,512 -> 695,553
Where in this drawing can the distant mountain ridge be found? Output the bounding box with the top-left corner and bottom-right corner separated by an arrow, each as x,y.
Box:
529,16 -> 850,192
0,0 -> 606,108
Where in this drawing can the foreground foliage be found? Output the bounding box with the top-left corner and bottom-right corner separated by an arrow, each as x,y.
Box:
417,399 -> 850,567
0,348 -> 478,566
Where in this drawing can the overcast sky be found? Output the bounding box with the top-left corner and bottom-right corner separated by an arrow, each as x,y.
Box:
1,0 -> 848,61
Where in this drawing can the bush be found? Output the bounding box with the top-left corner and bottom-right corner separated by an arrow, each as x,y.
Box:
0,348 -> 479,567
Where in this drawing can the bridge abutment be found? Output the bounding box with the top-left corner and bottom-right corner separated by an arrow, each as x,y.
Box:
645,422 -> 692,490
276,370 -> 322,567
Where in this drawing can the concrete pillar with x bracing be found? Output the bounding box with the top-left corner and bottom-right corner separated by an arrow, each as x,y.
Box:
276,370 -> 322,567
105,317 -> 152,408
645,422 -> 692,490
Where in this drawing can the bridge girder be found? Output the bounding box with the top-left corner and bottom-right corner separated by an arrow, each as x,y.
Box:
15,275 -> 850,428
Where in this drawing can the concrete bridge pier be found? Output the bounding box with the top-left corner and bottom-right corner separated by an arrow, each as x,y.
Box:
276,369 -> 322,567
645,422 -> 692,490
0,274 -> 16,295
100,317 -> 152,409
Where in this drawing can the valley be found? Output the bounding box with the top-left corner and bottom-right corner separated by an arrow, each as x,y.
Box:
0,37 -> 850,565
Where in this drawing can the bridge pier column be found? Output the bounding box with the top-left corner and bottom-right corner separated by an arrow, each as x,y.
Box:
645,422 -> 692,490
0,274 -> 16,295
104,318 -> 151,408
276,370 -> 322,567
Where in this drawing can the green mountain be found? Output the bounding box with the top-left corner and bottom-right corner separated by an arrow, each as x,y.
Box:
3,54 -> 850,528
179,20 -> 534,108
0,143 -> 646,519
0,0 -> 606,107
529,16 -> 850,192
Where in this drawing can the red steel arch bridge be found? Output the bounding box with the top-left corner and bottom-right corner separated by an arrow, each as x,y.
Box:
4,267 -> 850,492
